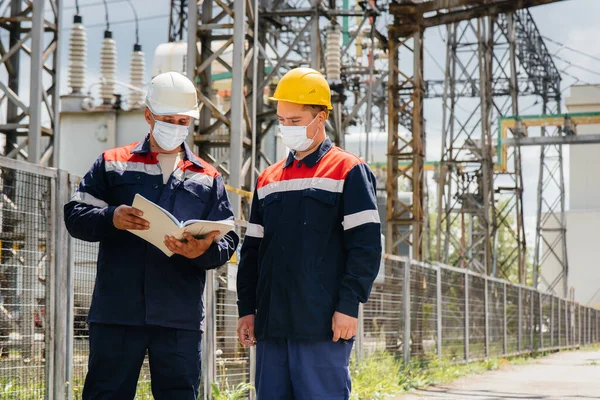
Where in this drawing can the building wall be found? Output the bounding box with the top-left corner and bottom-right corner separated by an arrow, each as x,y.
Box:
540,85 -> 600,304
565,85 -> 600,210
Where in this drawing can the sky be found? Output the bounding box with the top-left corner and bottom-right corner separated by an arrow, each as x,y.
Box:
53,0 -> 600,243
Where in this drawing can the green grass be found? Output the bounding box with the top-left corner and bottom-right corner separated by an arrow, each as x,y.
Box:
349,352 -> 537,399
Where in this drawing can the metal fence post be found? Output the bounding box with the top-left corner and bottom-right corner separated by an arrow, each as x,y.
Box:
356,303 -> 364,363
464,272 -> 470,362
517,287 -> 522,353
484,277 -> 489,359
557,298 -> 561,348
565,300 -> 569,348
403,261 -> 411,365
550,296 -> 554,348
249,347 -> 256,400
503,283 -> 507,355
538,292 -> 544,350
66,222 -> 75,400
579,305 -> 582,346
436,266 -> 442,360
53,170 -> 70,400
530,290 -> 534,351
589,308 -> 592,345
596,310 -> 600,343
45,172 -> 57,400
203,270 -> 217,400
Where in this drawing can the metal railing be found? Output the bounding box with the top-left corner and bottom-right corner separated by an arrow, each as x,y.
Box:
0,157 -> 598,399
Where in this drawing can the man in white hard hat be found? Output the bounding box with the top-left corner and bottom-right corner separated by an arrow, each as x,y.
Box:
65,72 -> 239,399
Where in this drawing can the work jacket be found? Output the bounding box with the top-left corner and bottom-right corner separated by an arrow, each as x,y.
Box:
64,135 -> 239,331
237,137 -> 382,340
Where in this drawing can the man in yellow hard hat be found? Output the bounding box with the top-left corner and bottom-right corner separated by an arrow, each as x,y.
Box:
236,67 -> 382,398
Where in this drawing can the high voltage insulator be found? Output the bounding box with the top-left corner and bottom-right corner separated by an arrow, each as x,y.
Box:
129,44 -> 145,109
68,15 -> 87,94
326,24 -> 342,83
99,30 -> 117,105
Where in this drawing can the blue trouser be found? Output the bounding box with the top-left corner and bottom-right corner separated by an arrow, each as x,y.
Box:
83,323 -> 202,400
256,338 -> 353,400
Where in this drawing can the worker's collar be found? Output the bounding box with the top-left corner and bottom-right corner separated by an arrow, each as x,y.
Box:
132,134 -> 204,168
283,137 -> 332,169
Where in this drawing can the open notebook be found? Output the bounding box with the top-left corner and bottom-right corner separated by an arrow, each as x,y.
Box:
127,193 -> 235,257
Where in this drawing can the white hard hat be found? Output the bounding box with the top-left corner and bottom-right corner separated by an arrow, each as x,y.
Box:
145,71 -> 199,119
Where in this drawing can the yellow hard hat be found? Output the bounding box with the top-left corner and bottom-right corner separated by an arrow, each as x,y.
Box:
268,67 -> 333,110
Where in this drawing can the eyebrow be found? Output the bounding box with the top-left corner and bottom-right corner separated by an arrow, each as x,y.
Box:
277,115 -> 303,119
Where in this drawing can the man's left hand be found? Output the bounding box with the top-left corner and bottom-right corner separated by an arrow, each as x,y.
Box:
332,311 -> 358,342
164,231 -> 219,259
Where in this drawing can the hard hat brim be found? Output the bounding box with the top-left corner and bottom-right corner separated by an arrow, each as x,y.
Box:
147,98 -> 200,119
268,96 -> 333,111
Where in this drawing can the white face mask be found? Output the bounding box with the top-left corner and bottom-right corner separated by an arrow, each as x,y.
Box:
152,116 -> 189,151
279,115 -> 319,152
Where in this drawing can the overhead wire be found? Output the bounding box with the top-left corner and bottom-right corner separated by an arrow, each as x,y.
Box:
102,0 -> 110,31
553,55 -> 600,78
125,0 -> 140,45
543,35 -> 600,65
66,0 -> 129,12
60,14 -> 167,31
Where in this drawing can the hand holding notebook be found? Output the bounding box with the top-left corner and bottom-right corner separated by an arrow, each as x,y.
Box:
127,193 -> 235,257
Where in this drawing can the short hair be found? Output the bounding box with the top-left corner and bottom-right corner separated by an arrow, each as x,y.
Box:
303,104 -> 328,117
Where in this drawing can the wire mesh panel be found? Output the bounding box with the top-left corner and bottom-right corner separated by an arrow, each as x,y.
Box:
532,292 -> 541,349
574,303 -> 580,346
214,264 -> 250,389
584,308 -> 589,345
592,309 -> 596,344
0,167 -> 52,398
409,263 -> 437,360
551,297 -> 559,347
440,269 -> 465,361
363,258 -> 404,359
559,299 -> 569,346
487,280 -> 504,357
468,276 -> 486,360
506,286 -> 519,353
555,299 -> 561,347
596,310 -> 599,343
541,294 -> 551,349
68,179 -> 152,399
522,289 -> 534,351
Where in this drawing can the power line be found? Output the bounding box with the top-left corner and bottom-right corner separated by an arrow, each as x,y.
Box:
65,0 -> 129,11
553,55 -> 600,78
544,35 -> 600,65
61,13 -> 167,31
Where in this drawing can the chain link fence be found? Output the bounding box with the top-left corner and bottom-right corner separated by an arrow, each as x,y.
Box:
0,161 -> 53,399
0,158 -> 599,399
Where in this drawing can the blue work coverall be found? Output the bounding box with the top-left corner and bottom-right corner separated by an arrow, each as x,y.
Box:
64,136 -> 239,399
237,138 -> 382,399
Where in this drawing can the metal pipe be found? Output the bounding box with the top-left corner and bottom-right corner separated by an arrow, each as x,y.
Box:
403,261 -> 411,364
465,272 -> 470,361
503,283 -> 507,355
517,287 -> 522,353
29,0 -> 44,163
437,266 -> 443,360
503,134 -> 600,146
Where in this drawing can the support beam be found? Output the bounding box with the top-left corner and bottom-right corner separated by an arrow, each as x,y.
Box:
503,134 -> 600,146
0,0 -> 61,164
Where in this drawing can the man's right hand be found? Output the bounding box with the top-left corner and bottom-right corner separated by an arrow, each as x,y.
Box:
113,205 -> 150,231
237,315 -> 256,347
